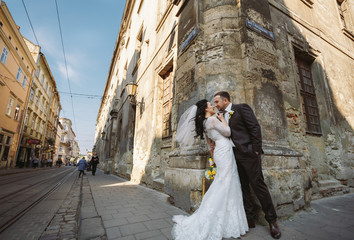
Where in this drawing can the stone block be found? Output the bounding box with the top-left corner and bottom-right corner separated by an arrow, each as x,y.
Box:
165,167 -> 205,212
276,203 -> 294,218
169,155 -> 206,169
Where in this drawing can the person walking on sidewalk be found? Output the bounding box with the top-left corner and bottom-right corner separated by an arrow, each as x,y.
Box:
90,152 -> 99,176
78,157 -> 87,178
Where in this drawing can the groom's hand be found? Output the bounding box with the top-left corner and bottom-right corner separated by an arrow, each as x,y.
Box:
210,141 -> 215,150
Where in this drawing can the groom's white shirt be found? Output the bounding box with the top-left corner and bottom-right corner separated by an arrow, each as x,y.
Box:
224,102 -> 232,125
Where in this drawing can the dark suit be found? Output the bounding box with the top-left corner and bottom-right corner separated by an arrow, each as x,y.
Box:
229,103 -> 277,223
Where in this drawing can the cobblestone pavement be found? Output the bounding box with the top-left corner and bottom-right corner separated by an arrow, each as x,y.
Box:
84,170 -> 354,240
39,170 -> 81,240
0,167 -> 78,240
0,166 -> 47,176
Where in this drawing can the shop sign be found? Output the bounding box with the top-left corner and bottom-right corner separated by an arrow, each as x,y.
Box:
28,139 -> 40,144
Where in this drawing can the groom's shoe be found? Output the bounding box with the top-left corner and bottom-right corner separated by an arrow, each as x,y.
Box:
269,222 -> 281,239
247,219 -> 255,228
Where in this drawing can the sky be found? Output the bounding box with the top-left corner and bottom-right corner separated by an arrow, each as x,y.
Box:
6,0 -> 126,154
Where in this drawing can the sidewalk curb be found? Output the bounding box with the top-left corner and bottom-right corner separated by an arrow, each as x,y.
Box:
78,174 -> 107,240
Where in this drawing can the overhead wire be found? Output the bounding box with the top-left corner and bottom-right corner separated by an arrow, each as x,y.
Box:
21,0 -> 40,45
54,0 -> 78,137
59,91 -> 105,99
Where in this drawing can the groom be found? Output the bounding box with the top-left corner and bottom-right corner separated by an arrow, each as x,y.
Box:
214,91 -> 281,239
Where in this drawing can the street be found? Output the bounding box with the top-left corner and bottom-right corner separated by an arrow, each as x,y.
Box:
0,167 -> 353,240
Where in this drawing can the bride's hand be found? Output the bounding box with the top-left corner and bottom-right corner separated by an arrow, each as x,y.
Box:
217,113 -> 225,120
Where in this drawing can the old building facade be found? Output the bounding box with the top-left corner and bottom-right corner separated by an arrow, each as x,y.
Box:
0,2 -> 36,168
58,118 -> 79,164
17,39 -> 61,166
95,0 -> 354,216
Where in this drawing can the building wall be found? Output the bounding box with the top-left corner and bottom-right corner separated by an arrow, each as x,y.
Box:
58,118 -> 77,163
0,2 -> 36,168
18,39 -> 61,166
95,0 -> 354,216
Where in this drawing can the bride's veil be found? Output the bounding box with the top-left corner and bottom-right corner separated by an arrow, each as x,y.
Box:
175,105 -> 197,148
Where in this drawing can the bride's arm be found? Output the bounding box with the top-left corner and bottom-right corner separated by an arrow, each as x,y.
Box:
205,134 -> 214,158
207,117 -> 231,137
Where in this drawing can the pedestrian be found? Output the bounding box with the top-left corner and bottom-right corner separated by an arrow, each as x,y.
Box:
32,156 -> 39,168
47,158 -> 53,167
90,152 -> 100,176
77,157 -> 87,178
57,158 -> 63,168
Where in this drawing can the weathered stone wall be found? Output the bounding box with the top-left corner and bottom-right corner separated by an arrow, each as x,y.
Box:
95,0 -> 354,217
269,0 -> 354,191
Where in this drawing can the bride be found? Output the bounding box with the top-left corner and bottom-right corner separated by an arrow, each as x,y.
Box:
172,99 -> 249,240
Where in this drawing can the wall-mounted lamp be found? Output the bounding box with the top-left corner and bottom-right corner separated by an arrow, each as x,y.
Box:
125,82 -> 141,106
101,131 -> 106,139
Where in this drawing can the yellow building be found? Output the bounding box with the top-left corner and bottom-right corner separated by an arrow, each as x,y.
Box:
17,39 -> 61,167
0,2 -> 36,168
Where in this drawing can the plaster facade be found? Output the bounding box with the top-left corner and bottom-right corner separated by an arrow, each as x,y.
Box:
0,2 -> 36,168
58,118 -> 79,164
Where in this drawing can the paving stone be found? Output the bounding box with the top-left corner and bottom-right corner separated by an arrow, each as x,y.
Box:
119,222 -> 149,236
104,218 -> 129,228
134,229 -> 163,240
143,219 -> 171,231
126,214 -> 150,223
106,226 -> 122,239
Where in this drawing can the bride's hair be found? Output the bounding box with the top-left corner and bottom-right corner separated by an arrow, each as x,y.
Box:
195,99 -> 208,139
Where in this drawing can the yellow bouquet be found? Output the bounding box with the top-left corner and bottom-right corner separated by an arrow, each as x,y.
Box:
205,157 -> 217,180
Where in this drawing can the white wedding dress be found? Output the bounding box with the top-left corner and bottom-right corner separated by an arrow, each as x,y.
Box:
172,116 -> 249,240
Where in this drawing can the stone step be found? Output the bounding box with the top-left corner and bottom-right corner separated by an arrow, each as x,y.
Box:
153,178 -> 165,192
318,179 -> 343,188
312,184 -> 350,200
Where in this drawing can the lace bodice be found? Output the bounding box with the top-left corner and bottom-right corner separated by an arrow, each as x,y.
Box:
204,116 -> 232,147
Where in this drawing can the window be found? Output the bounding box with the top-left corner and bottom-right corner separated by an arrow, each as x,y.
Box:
337,0 -> 354,35
35,94 -> 40,106
16,67 -> 22,82
132,27 -> 143,76
0,134 -> 12,162
44,81 -> 48,92
31,116 -> 36,129
40,98 -> 44,112
44,102 -> 48,114
59,147 -> 63,152
136,28 -> 143,61
14,105 -> 20,121
25,111 -> 30,125
0,47 -> 9,65
34,68 -> 40,78
22,76 -> 27,88
296,56 -> 322,135
337,1 -> 347,28
30,87 -> 35,101
41,75 -> 45,85
36,120 -> 40,131
40,122 -> 44,134
161,66 -> 174,138
6,97 -> 14,116
61,135 -> 65,141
